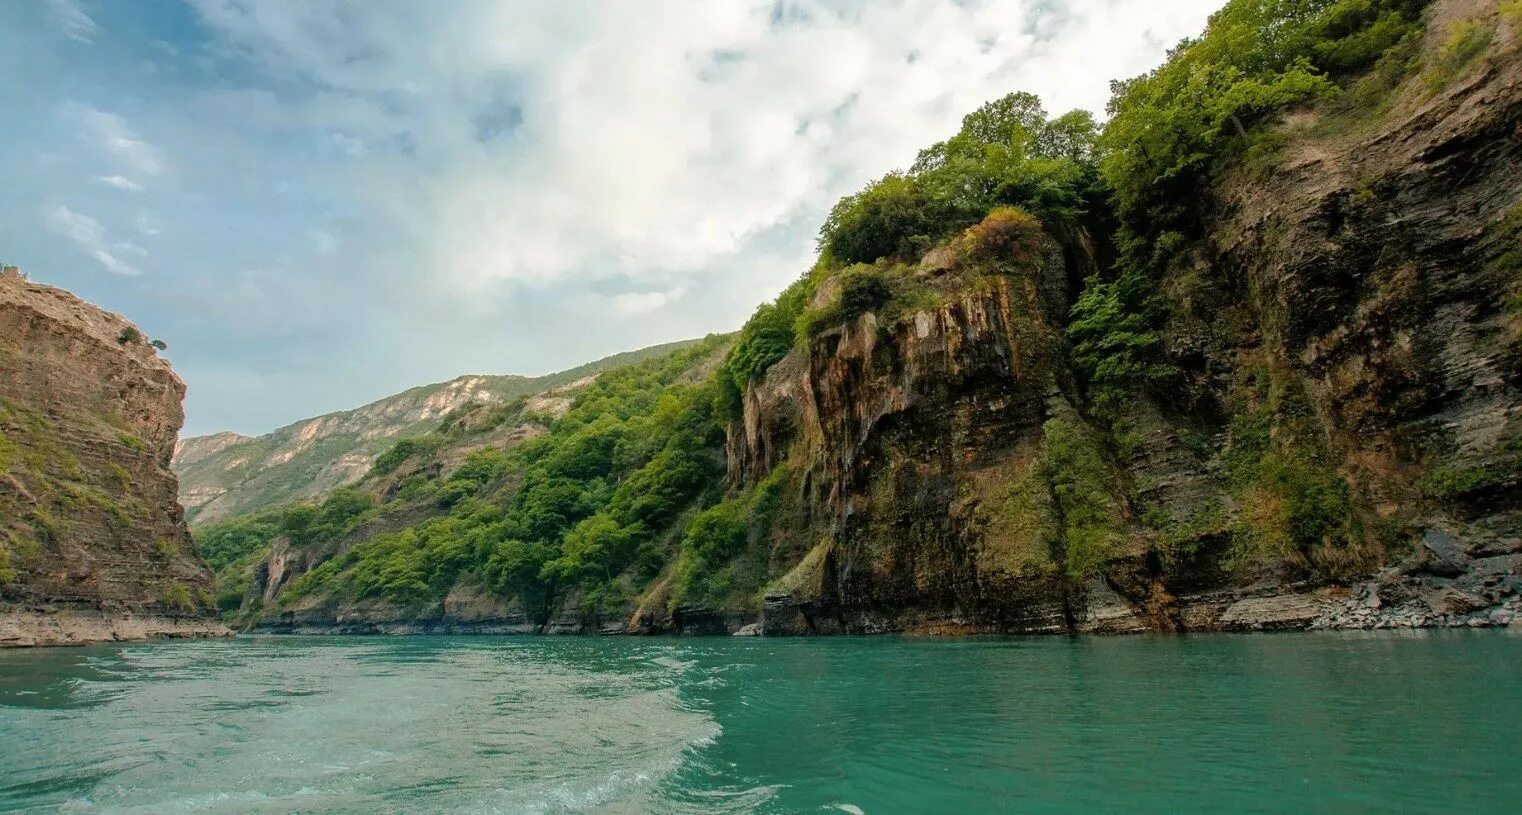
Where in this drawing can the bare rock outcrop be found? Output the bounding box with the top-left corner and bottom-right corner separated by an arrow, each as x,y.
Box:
0,267 -> 228,646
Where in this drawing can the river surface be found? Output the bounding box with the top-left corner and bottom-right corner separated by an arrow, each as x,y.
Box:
1,630 -> 1519,813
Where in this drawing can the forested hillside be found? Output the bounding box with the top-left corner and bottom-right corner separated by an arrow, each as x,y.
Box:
174,341 -> 698,524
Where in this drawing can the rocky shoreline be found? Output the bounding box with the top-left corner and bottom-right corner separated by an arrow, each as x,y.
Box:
1310,531 -> 1521,631
237,528 -> 1519,638
0,604 -> 232,648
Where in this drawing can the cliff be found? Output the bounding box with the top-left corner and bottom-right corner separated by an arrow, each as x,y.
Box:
0,267 -> 228,646
729,0 -> 1521,634
205,0 -> 1519,638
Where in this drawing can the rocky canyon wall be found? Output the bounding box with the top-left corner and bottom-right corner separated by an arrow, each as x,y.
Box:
730,14 -> 1522,634
0,267 -> 227,646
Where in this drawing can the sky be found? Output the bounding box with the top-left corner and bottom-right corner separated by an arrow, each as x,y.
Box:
0,0 -> 1222,437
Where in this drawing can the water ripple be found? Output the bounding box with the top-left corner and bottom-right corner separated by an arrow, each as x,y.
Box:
1,631 -> 1519,813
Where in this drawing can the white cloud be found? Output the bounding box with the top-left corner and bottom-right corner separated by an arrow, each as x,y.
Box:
96,174 -> 145,191
185,0 -> 1220,297
89,249 -> 141,276
46,0 -> 98,44
45,204 -> 103,246
611,286 -> 686,316
78,107 -> 164,176
16,1 -> 1227,433
45,204 -> 143,276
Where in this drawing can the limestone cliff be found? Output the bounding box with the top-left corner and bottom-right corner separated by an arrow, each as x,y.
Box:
729,1 -> 1522,635
0,267 -> 227,646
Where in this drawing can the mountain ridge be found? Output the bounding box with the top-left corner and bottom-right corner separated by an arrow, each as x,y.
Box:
173,340 -> 702,524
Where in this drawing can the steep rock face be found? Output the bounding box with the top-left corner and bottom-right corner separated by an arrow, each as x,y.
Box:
0,268 -> 227,646
735,12 -> 1522,634
734,241 -> 1169,634
1159,1 -> 1522,630
1206,30 -> 1522,536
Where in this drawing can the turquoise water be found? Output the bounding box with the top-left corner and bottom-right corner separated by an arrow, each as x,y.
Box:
1,632 -> 1519,813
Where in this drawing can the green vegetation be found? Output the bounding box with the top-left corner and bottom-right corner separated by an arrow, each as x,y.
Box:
116,326 -> 142,345
1504,1 -> 1522,29
717,272 -> 819,414
1143,499 -> 1227,569
975,458 -> 1061,577
819,173 -> 943,265
1103,0 -> 1426,258
819,93 -> 1098,267
1423,18 -> 1494,89
669,468 -> 788,608
1417,437 -> 1522,499
116,432 -> 146,452
719,92 -> 1100,403
195,487 -> 378,574
214,555 -> 262,613
799,262 -> 916,337
0,531 -> 20,584
371,436 -> 437,476
973,417 -> 1125,581
1222,368 -> 1368,578
28,508 -> 59,543
1040,418 -> 1125,580
208,338 -> 733,620
1066,266 -> 1170,414
1069,0 -> 1428,413
159,583 -> 197,613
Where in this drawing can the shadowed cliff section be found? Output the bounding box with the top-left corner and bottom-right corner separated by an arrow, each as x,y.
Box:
732,0 -> 1522,635
0,267 -> 227,646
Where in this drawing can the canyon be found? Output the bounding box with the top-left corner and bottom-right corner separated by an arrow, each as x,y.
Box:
8,0 -> 1519,643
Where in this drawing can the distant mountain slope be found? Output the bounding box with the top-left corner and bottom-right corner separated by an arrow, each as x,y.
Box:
174,340 -> 698,524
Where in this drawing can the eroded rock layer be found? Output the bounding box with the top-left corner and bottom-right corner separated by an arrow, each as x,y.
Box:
730,19 -> 1522,635
0,267 -> 227,646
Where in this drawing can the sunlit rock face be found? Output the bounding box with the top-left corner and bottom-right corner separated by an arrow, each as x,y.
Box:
0,267 -> 228,646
